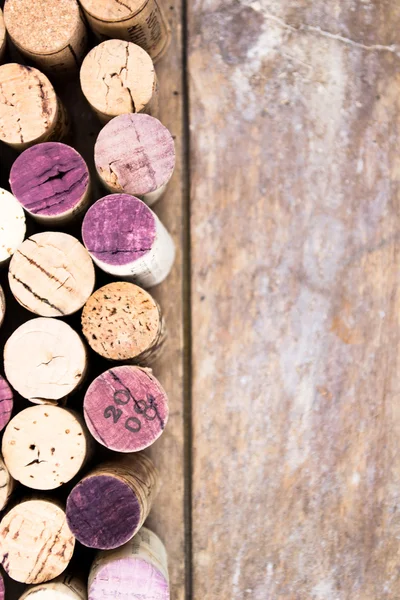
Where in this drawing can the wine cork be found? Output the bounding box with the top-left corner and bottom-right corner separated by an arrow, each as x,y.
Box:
0,375 -> 13,432
0,455 -> 14,511
0,64 -> 69,150
82,194 -> 175,287
94,113 -> 175,206
0,9 -> 6,63
4,317 -> 87,404
18,575 -> 87,600
66,454 -> 159,549
81,282 -> 165,364
78,0 -> 170,63
0,188 -> 26,268
0,573 -> 3,600
4,0 -> 87,75
80,40 -> 158,124
0,498 -> 75,583
84,365 -> 168,452
10,143 -> 91,225
8,232 -> 95,317
0,285 -> 5,328
89,527 -> 169,600
3,405 -> 91,490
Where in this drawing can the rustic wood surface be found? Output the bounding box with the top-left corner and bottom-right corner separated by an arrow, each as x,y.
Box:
188,0 -> 400,598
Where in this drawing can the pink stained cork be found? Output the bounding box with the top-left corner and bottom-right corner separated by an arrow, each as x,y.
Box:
94,113 -> 175,206
0,572 -> 4,600
0,375 -> 13,433
84,365 -> 168,452
88,527 -> 169,600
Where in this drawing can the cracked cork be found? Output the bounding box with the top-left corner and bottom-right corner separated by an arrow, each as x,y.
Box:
2,405 -> 91,491
95,113 -> 175,206
66,453 -> 159,549
4,0 -> 87,75
0,499 -> 75,583
0,64 -> 68,150
81,281 -> 165,363
8,232 -> 95,318
4,317 -> 88,404
82,194 -> 175,287
89,527 -> 169,600
10,142 -> 91,226
18,575 -> 87,600
78,0 -> 170,63
80,39 -> 158,124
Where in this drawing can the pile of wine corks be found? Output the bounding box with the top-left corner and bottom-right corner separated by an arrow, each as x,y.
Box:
0,1 -> 174,598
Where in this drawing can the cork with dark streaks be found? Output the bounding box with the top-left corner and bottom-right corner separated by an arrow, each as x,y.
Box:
0,64 -> 67,150
84,365 -> 169,452
0,375 -> 13,433
9,232 -> 95,317
0,455 -> 14,512
4,0 -> 87,75
10,143 -> 90,224
66,453 -> 159,549
81,281 -> 165,363
94,113 -> 175,204
80,39 -> 158,123
78,0 -> 171,62
0,499 -> 75,583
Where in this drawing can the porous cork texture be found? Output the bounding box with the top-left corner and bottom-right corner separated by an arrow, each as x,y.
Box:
81,281 -> 165,363
0,64 -> 66,149
0,499 -> 75,583
4,0 -> 87,74
94,113 -> 175,200
18,575 -> 87,600
4,317 -> 87,404
66,454 -> 159,549
2,405 -> 91,490
8,232 -> 95,317
80,39 -> 158,123
78,0 -> 171,63
0,456 -> 14,511
10,142 -> 91,224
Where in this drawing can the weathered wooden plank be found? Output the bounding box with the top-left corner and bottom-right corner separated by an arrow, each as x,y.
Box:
189,1 -> 400,598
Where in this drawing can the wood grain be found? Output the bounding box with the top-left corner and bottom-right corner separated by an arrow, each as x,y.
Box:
189,0 -> 400,598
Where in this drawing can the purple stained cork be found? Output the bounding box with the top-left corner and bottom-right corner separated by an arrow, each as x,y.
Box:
82,194 -> 156,267
66,454 -> 159,550
0,571 -> 4,600
94,113 -> 175,205
84,365 -> 169,452
10,142 -> 90,223
0,375 -> 13,433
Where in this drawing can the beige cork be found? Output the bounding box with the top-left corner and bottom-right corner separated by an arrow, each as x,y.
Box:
78,0 -> 170,63
0,498 -> 75,583
8,232 -> 96,317
66,454 -> 160,549
80,39 -> 158,124
4,317 -> 88,404
0,64 -> 69,150
18,575 -> 87,600
2,405 -> 92,490
81,281 -> 165,364
0,285 -> 5,328
0,188 -> 26,269
0,455 -> 15,511
0,9 -> 6,63
4,0 -> 87,75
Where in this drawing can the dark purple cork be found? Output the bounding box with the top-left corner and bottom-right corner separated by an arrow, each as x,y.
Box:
0,375 -> 13,432
9,142 -> 89,217
66,474 -> 140,549
81,194 -> 156,267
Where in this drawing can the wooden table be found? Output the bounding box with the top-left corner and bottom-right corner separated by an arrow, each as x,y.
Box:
2,0 -> 400,598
